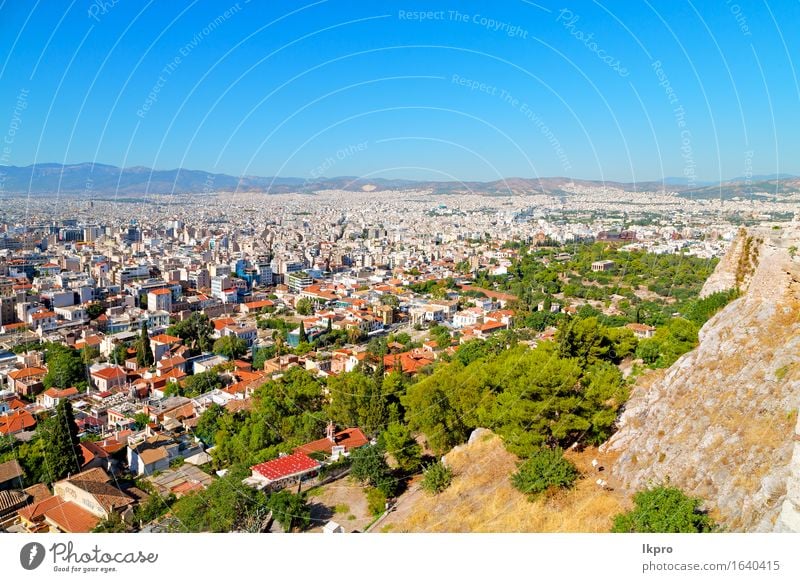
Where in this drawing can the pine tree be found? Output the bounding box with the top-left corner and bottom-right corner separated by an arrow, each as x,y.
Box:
42,400 -> 82,482
299,321 -> 308,344
137,321 -> 154,367
327,317 -> 332,333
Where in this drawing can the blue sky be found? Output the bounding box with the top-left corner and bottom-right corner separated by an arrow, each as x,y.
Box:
0,0 -> 797,183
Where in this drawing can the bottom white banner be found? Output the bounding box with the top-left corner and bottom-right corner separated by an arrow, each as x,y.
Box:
1,533 -> 797,581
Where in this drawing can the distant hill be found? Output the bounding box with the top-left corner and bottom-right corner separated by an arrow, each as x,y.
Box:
678,177 -> 800,200
0,162 -> 796,196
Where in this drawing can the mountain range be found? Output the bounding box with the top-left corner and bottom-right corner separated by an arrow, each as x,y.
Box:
0,162 -> 797,198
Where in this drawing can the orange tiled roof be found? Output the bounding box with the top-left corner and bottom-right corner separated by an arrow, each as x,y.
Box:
18,495 -> 63,523
294,427 -> 369,456
151,334 -> 181,344
8,367 -> 46,380
91,366 -> 126,380
0,410 -> 36,435
44,501 -> 100,533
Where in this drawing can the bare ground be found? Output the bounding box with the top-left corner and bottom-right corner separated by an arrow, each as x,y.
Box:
306,478 -> 374,533
377,431 -> 628,533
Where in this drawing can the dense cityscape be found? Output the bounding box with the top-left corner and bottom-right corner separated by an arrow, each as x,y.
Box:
0,180 -> 790,533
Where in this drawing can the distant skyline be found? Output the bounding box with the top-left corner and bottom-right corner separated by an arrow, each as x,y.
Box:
0,1 -> 798,184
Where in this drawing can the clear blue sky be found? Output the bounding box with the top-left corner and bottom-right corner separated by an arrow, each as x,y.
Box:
0,0 -> 797,183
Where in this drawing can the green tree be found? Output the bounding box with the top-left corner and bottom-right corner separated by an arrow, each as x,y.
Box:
511,447 -> 579,500
420,461 -> 453,495
195,404 -> 224,445
136,322 -> 154,368
402,361 -> 485,455
177,370 -> 224,398
611,486 -> 716,533
213,335 -> 247,360
40,400 -> 82,482
428,324 -> 451,348
636,338 -> 661,364
350,444 -> 396,496
556,316 -> 613,367
366,487 -> 387,516
0,436 -> 46,486
326,370 -> 394,435
266,490 -> 312,532
167,313 -> 214,355
80,345 -> 100,365
684,289 -> 739,326
382,422 -> 421,473
133,412 -> 151,430
86,302 -> 106,320
298,321 -> 308,344
252,346 -> 276,370
134,492 -> 175,526
42,344 -> 85,389
92,513 -> 127,533
172,466 -> 271,532
111,343 -> 130,366
295,298 -> 313,315
206,366 -> 328,467
380,294 -> 399,308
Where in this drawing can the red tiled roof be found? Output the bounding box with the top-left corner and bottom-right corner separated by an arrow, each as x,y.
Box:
251,452 -> 320,482
148,288 -> 171,295
43,387 -> 79,399
91,366 -> 126,380
212,317 -> 236,331
224,398 -> 254,413
383,351 -> 434,374
18,495 -> 63,522
479,320 -> 506,332
151,334 -> 181,344
0,410 -> 36,435
80,440 -> 110,465
8,367 -> 46,380
30,311 -> 56,320
0,459 -> 24,484
171,481 -> 204,495
44,500 -> 100,533
626,323 -> 656,332
243,299 -> 273,309
294,428 -> 369,456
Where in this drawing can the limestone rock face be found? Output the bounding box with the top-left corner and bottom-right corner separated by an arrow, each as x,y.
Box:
605,226 -> 800,531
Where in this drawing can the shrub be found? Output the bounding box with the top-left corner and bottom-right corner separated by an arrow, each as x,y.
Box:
366,487 -> 387,516
511,447 -> 579,499
420,461 -> 453,495
611,486 -> 716,533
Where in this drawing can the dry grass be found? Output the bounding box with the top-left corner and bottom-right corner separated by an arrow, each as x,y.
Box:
380,432 -> 628,533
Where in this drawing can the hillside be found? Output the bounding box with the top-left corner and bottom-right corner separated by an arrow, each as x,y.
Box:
378,429 -> 626,533
605,224 -> 800,531
2,162 -> 792,196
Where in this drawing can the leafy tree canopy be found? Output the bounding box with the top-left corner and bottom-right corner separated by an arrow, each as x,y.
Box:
213,335 -> 248,360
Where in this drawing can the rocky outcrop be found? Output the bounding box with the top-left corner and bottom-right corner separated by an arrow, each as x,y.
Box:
605,225 -> 800,531
700,228 -> 759,298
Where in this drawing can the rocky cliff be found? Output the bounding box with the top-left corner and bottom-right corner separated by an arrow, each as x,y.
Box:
605,225 -> 800,531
